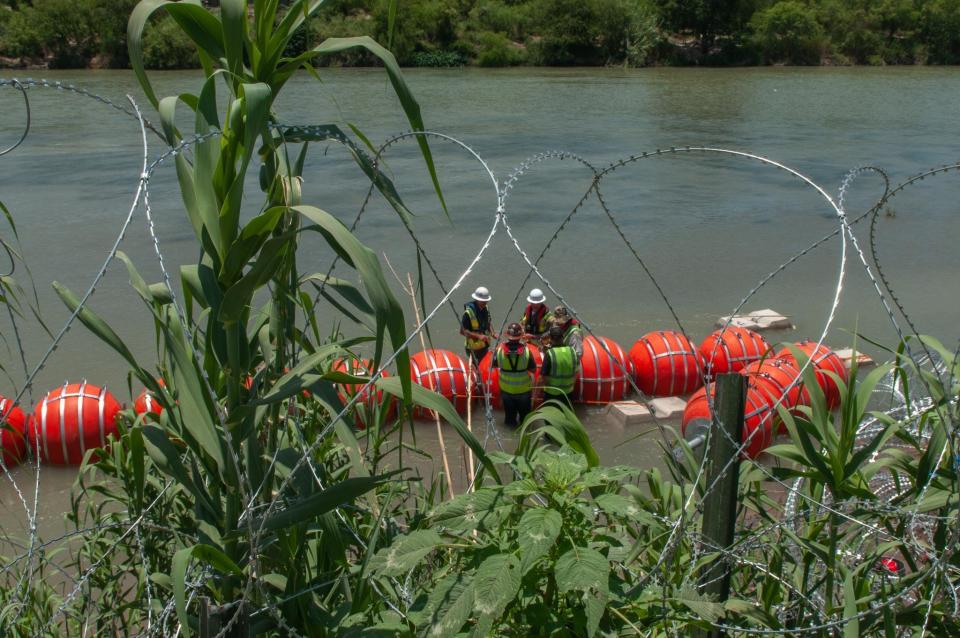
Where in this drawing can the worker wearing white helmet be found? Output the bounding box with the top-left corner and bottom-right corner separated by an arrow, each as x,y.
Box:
520,287 -> 552,342
461,286 -> 498,363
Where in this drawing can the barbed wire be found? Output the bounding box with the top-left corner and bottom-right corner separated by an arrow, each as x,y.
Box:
0,76 -> 957,637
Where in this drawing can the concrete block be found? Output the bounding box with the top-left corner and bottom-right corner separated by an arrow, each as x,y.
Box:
605,401 -> 653,426
605,396 -> 687,426
716,308 -> 793,332
834,348 -> 875,370
648,396 -> 687,419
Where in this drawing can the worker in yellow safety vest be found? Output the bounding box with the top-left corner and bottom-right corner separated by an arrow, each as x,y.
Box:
520,288 -> 552,343
541,325 -> 578,407
491,322 -> 537,427
460,286 -> 498,364
551,306 -> 583,359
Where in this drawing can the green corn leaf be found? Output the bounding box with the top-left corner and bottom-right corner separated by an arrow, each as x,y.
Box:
286,124 -> 415,225
843,568 -> 860,638
221,207 -> 286,282
377,376 -> 500,484
368,529 -> 444,577
141,425 -> 219,519
172,543 -> 243,638
128,0 -> 220,108
220,0 -> 247,79
257,474 -> 393,532
160,305 -> 226,473
294,205 -> 410,399
516,507 -> 562,574
277,37 -> 447,217
218,233 -> 295,324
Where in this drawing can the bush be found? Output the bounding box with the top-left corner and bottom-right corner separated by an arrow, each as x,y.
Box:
920,0 -> 960,63
141,13 -> 198,69
475,30 -> 522,66
593,0 -> 660,66
750,1 -> 824,65
411,49 -> 468,66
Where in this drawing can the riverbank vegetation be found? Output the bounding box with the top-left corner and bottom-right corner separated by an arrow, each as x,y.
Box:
1,0 -> 959,69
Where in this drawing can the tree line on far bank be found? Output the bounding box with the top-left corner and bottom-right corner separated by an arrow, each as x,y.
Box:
1,0 -> 959,69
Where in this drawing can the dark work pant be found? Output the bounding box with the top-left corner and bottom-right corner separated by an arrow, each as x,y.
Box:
501,391 -> 531,427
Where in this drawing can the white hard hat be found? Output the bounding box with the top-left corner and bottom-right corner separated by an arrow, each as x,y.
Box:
472,286 -> 492,302
526,288 -> 545,304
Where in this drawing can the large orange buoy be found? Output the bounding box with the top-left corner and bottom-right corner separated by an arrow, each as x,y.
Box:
681,380 -> 779,459
776,341 -> 847,409
134,379 -> 166,418
576,336 -> 634,403
742,357 -> 810,434
409,350 -> 477,418
331,358 -> 395,428
698,326 -> 771,378
0,395 -> 28,468
629,330 -> 702,397
30,382 -> 121,465
478,343 -> 543,410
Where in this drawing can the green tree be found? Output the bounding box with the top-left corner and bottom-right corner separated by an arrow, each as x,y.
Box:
655,0 -> 759,54
920,0 -> 960,63
750,0 -> 823,64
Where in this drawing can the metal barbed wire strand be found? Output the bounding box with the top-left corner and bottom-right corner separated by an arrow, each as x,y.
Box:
0,79 -> 30,157
0,89 -> 154,632
0,77 -> 164,140
1,82 -> 952,636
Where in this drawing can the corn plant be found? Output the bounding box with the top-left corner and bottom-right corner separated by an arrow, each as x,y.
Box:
46,1 -> 497,635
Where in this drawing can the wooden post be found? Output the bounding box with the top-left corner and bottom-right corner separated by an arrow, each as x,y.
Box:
697,373 -> 746,638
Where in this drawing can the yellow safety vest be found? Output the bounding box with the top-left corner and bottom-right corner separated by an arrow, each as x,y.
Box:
544,346 -> 576,396
463,304 -> 490,351
497,345 -> 532,395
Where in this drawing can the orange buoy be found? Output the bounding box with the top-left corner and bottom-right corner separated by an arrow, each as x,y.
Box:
478,343 -> 543,410
409,350 -> 477,418
576,336 -> 633,403
134,379 -> 166,417
629,330 -> 702,397
698,326 -> 771,378
742,357 -> 810,434
331,358 -> 395,428
30,382 -> 121,465
681,380 -> 779,459
776,341 -> 847,409
0,395 -> 28,468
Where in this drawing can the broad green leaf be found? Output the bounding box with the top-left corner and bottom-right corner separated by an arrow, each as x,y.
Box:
555,546 -> 608,595
517,507 -> 561,574
472,554 -> 520,636
429,487 -> 510,532
368,530 -> 443,577
422,571 -> 474,638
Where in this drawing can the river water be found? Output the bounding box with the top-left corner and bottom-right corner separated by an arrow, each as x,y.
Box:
0,67 -> 958,538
